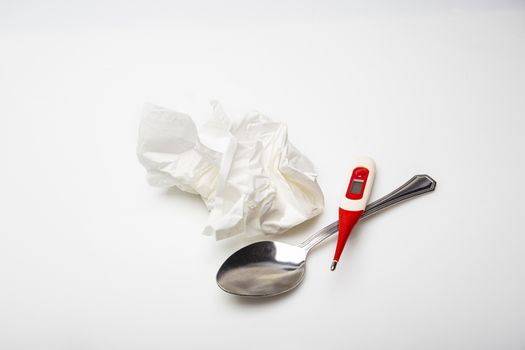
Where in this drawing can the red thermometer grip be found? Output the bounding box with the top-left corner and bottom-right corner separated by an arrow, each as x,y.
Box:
332,208 -> 363,266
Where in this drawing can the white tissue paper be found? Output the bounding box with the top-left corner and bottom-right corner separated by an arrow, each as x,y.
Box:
137,101 -> 324,240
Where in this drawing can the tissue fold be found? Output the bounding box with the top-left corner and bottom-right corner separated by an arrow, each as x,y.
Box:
137,102 -> 324,240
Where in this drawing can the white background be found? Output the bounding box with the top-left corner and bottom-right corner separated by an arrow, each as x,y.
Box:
1,1 -> 525,349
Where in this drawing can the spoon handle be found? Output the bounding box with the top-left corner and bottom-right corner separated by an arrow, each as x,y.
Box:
298,174 -> 437,253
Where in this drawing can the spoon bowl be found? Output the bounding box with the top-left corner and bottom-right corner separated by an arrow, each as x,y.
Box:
217,175 -> 436,297
217,241 -> 307,296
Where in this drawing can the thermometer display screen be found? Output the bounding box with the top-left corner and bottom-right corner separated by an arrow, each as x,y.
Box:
349,180 -> 364,195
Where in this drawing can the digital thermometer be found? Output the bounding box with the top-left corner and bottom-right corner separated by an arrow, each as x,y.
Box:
331,157 -> 376,271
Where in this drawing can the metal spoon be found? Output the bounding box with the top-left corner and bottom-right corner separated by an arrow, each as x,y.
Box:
216,175 -> 436,297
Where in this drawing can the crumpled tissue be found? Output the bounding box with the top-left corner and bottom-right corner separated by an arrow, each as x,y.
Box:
137,101 -> 324,240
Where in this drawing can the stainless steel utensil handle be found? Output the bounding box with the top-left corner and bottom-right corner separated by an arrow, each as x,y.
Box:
298,174 -> 436,252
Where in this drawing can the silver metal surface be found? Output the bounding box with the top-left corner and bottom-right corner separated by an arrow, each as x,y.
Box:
216,175 -> 436,297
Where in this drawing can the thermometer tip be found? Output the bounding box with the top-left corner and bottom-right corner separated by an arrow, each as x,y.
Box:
330,261 -> 338,271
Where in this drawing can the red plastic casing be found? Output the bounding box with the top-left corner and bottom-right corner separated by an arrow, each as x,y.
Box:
345,167 -> 370,200
333,208 -> 364,263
